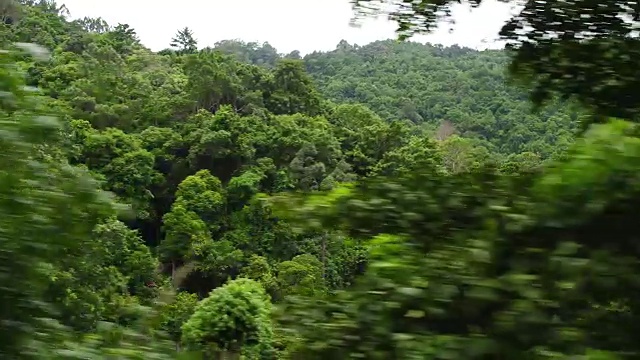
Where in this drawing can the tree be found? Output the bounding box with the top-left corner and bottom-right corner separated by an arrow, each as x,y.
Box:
105,23 -> 139,55
439,134 -> 477,173
240,255 -> 278,297
74,16 -> 111,34
181,278 -> 275,359
159,291 -> 199,346
171,27 -> 198,54
47,218 -> 161,331
435,120 -> 455,141
276,254 -> 325,298
172,169 -> 225,232
266,59 -> 323,116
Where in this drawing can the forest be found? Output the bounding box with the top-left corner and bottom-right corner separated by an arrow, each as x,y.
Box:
2,0 -> 640,359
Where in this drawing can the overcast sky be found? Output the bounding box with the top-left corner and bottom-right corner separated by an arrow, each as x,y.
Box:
59,0 -> 514,54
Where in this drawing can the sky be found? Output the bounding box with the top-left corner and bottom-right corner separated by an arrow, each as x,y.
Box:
58,0 -> 515,55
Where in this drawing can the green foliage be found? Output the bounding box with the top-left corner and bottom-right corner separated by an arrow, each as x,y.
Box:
7,1 -> 640,359
182,278 -> 275,359
0,37 -> 115,356
160,291 -> 200,344
0,28 -> 174,360
306,40 -> 583,159
275,123 -> 640,358
241,255 -> 278,297
173,169 -> 225,231
47,218 -> 160,330
276,254 -> 325,298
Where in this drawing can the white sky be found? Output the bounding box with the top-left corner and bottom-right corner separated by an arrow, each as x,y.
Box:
59,0 -> 515,54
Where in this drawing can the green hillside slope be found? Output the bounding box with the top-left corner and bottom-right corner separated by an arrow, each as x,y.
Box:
304,40 -> 583,157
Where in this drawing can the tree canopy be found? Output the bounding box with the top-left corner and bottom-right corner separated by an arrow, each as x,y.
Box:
1,0 -> 640,359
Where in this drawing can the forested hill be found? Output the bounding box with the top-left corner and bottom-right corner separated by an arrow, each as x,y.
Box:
209,39 -> 585,157
304,40 -> 582,157
5,0 -> 581,160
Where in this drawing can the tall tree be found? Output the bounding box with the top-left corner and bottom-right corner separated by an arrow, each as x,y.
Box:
170,26 -> 198,54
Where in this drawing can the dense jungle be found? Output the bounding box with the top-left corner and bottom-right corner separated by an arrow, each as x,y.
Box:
2,0 -> 640,359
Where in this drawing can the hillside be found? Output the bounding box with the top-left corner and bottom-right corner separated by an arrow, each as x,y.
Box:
304,40 -> 583,157
204,39 -> 584,157
3,1 -> 640,359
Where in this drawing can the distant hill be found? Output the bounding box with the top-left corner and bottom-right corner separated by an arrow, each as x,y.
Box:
302,39 -> 584,157
208,39 -> 583,157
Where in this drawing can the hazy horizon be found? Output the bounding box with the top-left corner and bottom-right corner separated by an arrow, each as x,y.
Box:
59,0 -> 514,55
